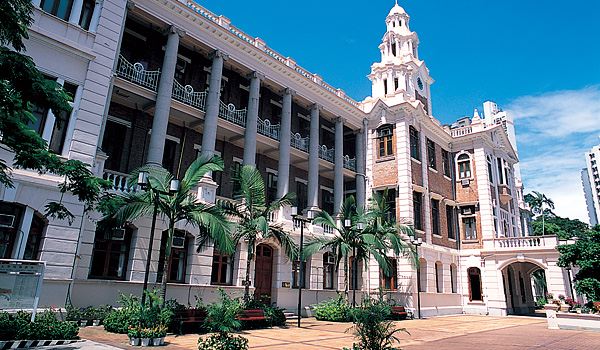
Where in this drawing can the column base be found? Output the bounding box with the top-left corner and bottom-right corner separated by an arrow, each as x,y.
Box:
197,176 -> 219,204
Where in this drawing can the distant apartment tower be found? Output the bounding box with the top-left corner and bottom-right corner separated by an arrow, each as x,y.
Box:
583,144 -> 600,225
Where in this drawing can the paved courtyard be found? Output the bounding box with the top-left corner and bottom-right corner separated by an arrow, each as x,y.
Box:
78,315 -> 600,350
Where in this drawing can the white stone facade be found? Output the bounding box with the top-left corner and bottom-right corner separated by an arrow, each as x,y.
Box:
0,1 -> 570,316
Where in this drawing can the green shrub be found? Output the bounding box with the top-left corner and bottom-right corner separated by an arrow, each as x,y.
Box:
263,306 -> 286,327
197,333 -> 248,350
0,310 -> 78,340
344,297 -> 407,350
203,289 -> 242,334
314,294 -> 350,322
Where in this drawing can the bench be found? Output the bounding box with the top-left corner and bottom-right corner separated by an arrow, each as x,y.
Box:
390,306 -> 408,320
236,309 -> 266,322
173,308 -> 206,334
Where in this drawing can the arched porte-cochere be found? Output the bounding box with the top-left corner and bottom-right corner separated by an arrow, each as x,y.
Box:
254,244 -> 274,304
502,261 -> 545,315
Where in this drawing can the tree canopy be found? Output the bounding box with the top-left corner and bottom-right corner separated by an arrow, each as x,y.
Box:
0,0 -> 109,222
557,225 -> 600,302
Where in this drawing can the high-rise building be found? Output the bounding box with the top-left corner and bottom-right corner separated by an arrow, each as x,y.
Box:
0,1 -> 572,316
583,144 -> 600,225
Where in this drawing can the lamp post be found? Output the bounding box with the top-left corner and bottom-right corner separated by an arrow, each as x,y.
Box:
137,171 -> 180,306
291,207 -> 313,328
410,236 -> 423,319
344,218 -> 364,308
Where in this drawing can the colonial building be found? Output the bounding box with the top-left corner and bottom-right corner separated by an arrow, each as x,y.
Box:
0,0 -> 572,316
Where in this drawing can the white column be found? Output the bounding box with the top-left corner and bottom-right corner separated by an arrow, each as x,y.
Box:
88,0 -> 103,33
146,26 -> 183,166
333,117 -> 344,216
201,50 -> 226,156
356,127 -> 366,210
307,104 -> 320,211
68,0 -> 85,26
276,88 -> 294,198
13,207 -> 34,259
242,71 -> 262,166
386,71 -> 394,95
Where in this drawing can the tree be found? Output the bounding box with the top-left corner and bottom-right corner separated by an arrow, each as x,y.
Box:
303,193 -> 412,296
219,165 -> 297,303
558,225 -> 600,302
104,155 -> 232,300
524,191 -> 555,235
0,0 -> 110,222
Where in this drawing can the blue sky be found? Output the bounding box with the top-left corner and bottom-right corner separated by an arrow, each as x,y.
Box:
197,0 -> 600,222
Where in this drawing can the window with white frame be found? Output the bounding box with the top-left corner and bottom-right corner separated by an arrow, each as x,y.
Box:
463,216 -> 477,240
457,153 -> 472,179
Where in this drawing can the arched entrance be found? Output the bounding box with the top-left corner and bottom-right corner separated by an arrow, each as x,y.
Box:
254,244 -> 273,304
502,261 -> 545,315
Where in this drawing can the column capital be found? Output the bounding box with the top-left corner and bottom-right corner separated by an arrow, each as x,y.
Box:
165,25 -> 185,38
334,116 -> 344,124
126,0 -> 135,10
283,88 -> 296,96
248,71 -> 265,81
362,118 -> 369,127
210,49 -> 229,61
311,103 -> 322,112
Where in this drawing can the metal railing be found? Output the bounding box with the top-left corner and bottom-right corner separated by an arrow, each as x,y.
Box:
116,55 -> 160,91
291,133 -> 309,152
172,80 -> 207,110
344,155 -> 357,171
451,126 -> 473,137
218,101 -> 247,127
103,170 -> 137,193
319,145 -> 335,163
257,117 -> 280,140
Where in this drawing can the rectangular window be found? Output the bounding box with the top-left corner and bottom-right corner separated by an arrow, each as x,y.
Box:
394,78 -> 399,91
427,139 -> 436,169
431,199 -> 440,235
377,189 -> 396,223
321,189 -> 334,215
463,217 -> 477,240
232,160 -> 242,195
377,126 -> 393,157
446,205 -> 455,239
292,260 -> 306,289
413,191 -> 422,230
161,139 -> 178,173
383,79 -> 388,95
102,120 -> 129,172
266,171 -> 278,204
442,149 -> 451,177
380,258 -> 397,291
79,0 -> 95,30
40,0 -> 74,21
89,226 -> 132,280
323,253 -> 335,289
211,249 -> 233,285
487,157 -> 494,183
296,181 -> 308,212
409,126 -> 420,160
157,231 -> 188,283
497,157 -> 504,185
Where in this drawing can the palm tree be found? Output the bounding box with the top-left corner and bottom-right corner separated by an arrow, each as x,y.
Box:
525,191 -> 555,235
219,165 -> 297,303
102,154 -> 233,300
303,193 -> 412,296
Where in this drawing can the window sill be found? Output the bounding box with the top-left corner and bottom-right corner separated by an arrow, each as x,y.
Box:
462,239 -> 479,244
411,158 -> 422,164
443,175 -> 452,181
376,156 -> 395,163
432,234 -> 442,238
467,301 -> 485,305
429,167 -> 438,173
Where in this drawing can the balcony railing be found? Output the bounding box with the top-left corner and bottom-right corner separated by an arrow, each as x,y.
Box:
319,145 -> 334,163
319,223 -> 334,234
218,101 -> 247,127
451,126 -> 473,138
291,133 -> 309,152
103,170 -> 137,193
257,117 -> 280,140
490,235 -> 558,250
172,80 -> 207,110
116,55 -> 160,91
344,155 -> 356,171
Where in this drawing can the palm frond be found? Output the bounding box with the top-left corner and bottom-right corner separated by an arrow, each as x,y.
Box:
180,154 -> 224,193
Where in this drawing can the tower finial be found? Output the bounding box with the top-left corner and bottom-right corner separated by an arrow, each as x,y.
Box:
395,0 -> 398,5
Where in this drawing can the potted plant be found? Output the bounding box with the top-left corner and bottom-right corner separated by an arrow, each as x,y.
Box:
574,303 -> 582,313
140,328 -> 152,347
128,326 -> 141,346
155,325 -> 167,346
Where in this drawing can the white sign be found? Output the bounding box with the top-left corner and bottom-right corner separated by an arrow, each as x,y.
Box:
0,260 -> 45,320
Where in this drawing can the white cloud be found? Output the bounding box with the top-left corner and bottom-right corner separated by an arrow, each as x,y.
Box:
507,87 -> 600,223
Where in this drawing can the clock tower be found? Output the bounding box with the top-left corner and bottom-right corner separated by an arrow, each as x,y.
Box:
364,2 -> 433,114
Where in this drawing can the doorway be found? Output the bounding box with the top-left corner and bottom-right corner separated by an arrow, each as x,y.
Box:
254,244 -> 273,304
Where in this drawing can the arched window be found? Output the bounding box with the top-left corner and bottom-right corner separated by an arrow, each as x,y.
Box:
323,252 -> 335,290
468,267 -> 483,301
377,124 -> 394,158
450,264 -> 457,293
157,230 -> 189,283
0,202 -> 46,260
211,248 -> 233,285
435,261 -> 443,293
89,225 -> 133,280
419,258 -> 427,292
457,153 -> 471,179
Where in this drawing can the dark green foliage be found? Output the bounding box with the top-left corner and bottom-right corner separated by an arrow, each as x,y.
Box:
314,294 -> 351,322
103,290 -> 175,334
558,226 -> 600,302
0,310 -> 78,340
203,289 -> 242,335
0,0 -> 111,222
242,298 -> 286,327
344,297 -> 407,350
197,333 -> 249,350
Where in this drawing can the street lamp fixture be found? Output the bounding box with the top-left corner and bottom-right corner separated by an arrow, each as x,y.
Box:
137,170 -> 180,306
410,236 -> 423,319
291,206 -> 313,328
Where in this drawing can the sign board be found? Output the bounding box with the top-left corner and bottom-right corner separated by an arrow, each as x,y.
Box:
0,260 -> 45,321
